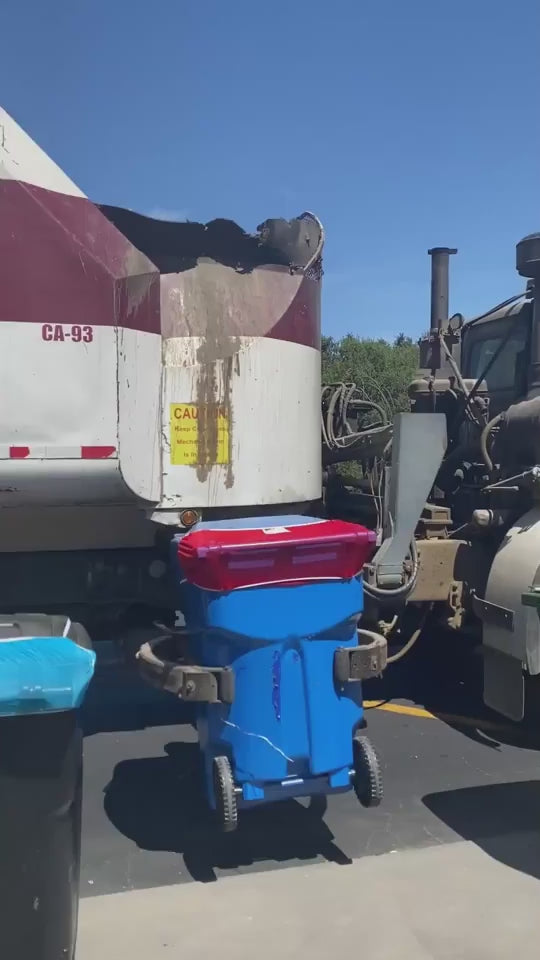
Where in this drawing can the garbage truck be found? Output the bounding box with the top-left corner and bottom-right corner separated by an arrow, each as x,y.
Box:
323,237 -> 540,723
7,104 -> 540,735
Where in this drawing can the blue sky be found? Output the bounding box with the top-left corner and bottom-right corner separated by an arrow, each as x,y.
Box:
2,0 -> 539,340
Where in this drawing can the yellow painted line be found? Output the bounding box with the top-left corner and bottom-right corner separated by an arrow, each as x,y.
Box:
363,699 -> 509,733
364,700 -> 435,720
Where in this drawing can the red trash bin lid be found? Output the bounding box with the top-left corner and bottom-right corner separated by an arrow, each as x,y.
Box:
178,517 -> 376,591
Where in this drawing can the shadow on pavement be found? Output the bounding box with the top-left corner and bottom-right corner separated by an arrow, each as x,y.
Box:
423,780 -> 540,881
365,629 -> 484,718
103,741 -> 352,883
81,653 -> 193,736
366,630 -> 540,751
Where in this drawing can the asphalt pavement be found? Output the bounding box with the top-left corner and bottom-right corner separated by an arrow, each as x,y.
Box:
78,636 -> 540,957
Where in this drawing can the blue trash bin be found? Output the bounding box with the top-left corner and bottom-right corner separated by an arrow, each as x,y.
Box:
171,516 -> 385,831
0,620 -> 95,960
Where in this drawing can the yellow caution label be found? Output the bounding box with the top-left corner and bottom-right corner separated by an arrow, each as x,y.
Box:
170,403 -> 230,466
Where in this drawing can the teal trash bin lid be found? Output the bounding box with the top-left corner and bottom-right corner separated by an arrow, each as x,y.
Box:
0,637 -> 96,716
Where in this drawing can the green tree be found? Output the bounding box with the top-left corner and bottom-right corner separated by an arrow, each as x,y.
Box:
322,333 -> 419,415
394,332 -> 414,347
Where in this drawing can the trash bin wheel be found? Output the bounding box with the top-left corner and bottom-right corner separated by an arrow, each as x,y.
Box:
352,733 -> 383,808
212,756 -> 238,833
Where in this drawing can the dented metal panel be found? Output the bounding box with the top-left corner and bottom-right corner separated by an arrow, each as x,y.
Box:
156,235 -> 322,511
103,207 -> 325,513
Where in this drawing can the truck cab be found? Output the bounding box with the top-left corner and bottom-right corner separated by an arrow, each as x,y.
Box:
460,297 -> 532,418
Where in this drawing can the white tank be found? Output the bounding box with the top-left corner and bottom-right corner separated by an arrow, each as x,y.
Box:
0,108 -> 323,551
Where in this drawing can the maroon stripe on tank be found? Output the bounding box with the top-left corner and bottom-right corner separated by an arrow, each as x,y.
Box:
1,181 -> 321,348
0,180 -> 160,334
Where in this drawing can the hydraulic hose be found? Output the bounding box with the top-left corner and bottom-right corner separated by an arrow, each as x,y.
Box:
386,605 -> 432,665
453,319 -> 517,433
386,624 -> 423,664
439,335 -> 484,427
480,412 -> 503,473
357,627 -> 390,646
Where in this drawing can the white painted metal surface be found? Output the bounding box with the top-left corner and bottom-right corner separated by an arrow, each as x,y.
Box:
160,335 -> 321,510
0,108 -> 162,518
0,107 -> 84,196
0,321 -> 117,456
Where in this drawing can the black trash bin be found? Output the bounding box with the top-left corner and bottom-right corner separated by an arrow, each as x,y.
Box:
0,620 -> 95,960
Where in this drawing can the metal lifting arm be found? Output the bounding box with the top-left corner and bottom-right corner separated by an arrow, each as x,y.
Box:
369,413 -> 447,590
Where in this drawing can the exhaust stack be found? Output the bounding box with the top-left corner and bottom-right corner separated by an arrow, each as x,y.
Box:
428,247 -> 458,333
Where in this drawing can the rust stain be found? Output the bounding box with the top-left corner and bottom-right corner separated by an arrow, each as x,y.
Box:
189,262 -> 242,487
195,321 -> 238,487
